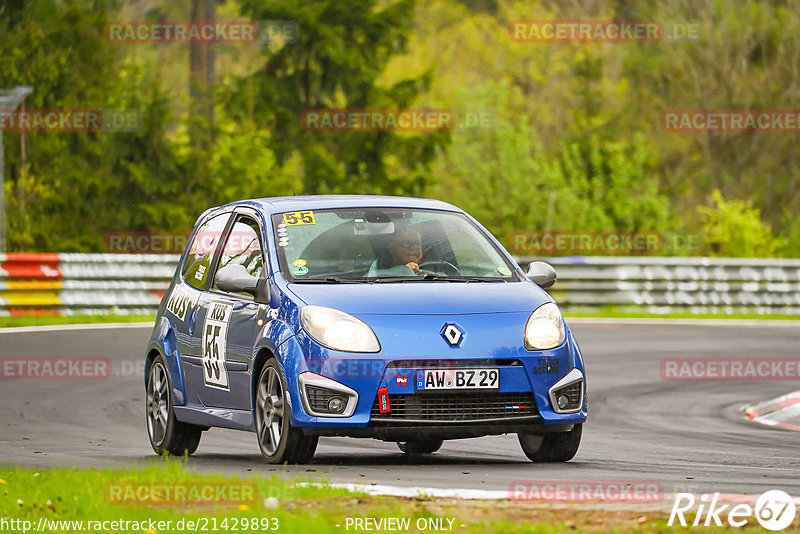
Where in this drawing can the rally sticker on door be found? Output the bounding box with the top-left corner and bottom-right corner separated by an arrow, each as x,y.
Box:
202,301 -> 233,390
165,284 -> 192,321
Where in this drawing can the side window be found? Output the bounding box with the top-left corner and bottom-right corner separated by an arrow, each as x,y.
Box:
213,216 -> 265,294
181,213 -> 231,290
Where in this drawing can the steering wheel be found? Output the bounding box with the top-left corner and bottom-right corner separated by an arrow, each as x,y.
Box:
418,260 -> 460,277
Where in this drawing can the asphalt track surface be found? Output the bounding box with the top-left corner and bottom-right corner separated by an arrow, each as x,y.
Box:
1,321 -> 799,499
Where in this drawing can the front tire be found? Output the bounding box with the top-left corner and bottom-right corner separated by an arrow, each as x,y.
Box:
146,356 -> 202,456
518,424 -> 582,462
397,439 -> 443,455
255,358 -> 318,464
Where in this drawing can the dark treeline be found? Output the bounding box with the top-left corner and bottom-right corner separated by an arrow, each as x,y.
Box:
0,0 -> 797,256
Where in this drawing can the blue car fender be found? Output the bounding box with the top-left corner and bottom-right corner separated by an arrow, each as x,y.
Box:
533,327 -> 588,423
274,334 -> 317,426
145,315 -> 186,406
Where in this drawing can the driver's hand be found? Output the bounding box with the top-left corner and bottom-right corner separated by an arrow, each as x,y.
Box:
406,262 -> 420,275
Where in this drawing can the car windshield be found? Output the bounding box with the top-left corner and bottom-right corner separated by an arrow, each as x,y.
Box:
271,208 -> 520,282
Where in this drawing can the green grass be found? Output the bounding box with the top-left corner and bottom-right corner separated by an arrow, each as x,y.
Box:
0,315 -> 155,328
0,462 -> 351,533
0,463 -> 791,533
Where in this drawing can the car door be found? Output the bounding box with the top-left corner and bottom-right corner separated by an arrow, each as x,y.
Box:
173,211 -> 232,407
194,209 -> 269,410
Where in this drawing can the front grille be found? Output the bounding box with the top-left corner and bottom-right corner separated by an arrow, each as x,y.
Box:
553,381 -> 582,411
370,392 -> 537,421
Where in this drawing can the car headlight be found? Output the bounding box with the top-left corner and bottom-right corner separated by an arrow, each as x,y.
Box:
300,305 -> 381,353
524,302 -> 565,350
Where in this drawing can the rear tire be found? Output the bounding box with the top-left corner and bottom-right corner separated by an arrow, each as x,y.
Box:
255,358 -> 318,464
397,439 -> 443,455
518,424 -> 582,462
146,355 -> 203,456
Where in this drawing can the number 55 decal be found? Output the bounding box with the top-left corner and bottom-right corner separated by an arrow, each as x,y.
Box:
202,301 -> 233,390
283,211 -> 316,226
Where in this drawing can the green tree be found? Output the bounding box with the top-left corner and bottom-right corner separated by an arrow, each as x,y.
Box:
232,0 -> 448,196
430,81 -> 671,248
0,0 -> 189,251
698,189 -> 786,257
621,0 -> 800,242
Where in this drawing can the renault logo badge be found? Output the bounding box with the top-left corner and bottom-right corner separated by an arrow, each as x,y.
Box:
441,323 -> 464,347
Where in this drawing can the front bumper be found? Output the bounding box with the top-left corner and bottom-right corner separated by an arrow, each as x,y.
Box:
277,324 -> 588,435
302,418 -> 576,441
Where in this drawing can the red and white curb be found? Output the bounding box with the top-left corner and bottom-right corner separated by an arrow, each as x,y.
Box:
745,390 -> 800,431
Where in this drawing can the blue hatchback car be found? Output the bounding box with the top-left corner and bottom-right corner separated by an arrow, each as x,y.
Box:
145,195 -> 587,463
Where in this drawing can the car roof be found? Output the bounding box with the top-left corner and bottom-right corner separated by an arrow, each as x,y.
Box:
214,195 -> 464,216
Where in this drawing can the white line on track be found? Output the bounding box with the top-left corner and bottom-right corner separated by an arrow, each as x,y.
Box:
0,322 -> 153,334
565,317 -> 800,327
300,482 -> 800,505
310,483 -> 509,500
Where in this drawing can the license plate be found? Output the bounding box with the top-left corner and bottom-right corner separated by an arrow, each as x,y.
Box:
416,368 -> 499,391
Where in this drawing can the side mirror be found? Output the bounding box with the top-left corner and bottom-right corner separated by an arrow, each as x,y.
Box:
215,264 -> 270,304
526,261 -> 557,289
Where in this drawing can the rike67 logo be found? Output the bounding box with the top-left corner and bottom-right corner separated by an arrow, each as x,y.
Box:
670,490 -> 796,531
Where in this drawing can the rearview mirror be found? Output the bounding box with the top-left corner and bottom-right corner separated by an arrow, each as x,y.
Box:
353,218 -> 395,236
215,264 -> 270,304
526,261 -> 557,289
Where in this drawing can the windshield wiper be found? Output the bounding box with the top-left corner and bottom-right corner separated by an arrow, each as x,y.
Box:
374,275 -> 507,283
292,276 -> 365,284
423,275 -> 508,282
373,276 -> 430,283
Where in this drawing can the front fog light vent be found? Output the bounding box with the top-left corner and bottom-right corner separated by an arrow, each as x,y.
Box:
554,382 -> 581,411
306,386 -> 348,415
298,371 -> 358,418
548,368 -> 584,414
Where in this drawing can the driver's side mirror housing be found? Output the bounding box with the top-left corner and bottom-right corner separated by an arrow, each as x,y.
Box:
215,264 -> 270,304
526,261 -> 557,289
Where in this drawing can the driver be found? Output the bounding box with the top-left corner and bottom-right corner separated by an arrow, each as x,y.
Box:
387,226 -> 423,275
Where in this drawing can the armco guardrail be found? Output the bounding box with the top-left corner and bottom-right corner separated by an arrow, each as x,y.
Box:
0,253 -> 177,316
1,254 -> 799,317
523,256 -> 800,315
